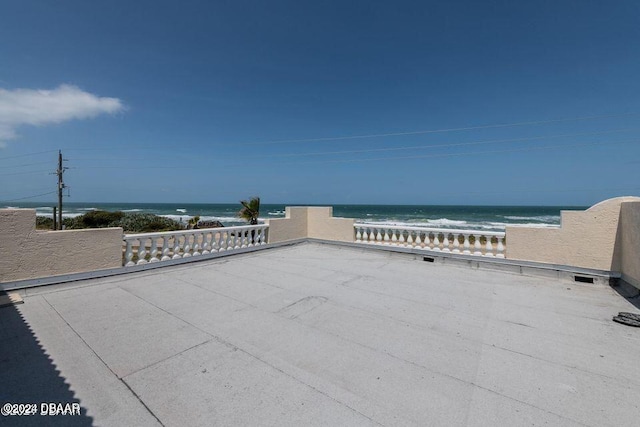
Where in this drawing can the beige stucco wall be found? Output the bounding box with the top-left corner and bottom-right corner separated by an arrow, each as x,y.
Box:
306,207 -> 355,242
0,209 -> 123,283
619,202 -> 640,288
266,206 -> 355,244
265,207 -> 308,243
506,197 -> 640,271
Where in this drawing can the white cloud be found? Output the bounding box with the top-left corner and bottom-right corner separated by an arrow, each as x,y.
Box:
0,84 -> 125,145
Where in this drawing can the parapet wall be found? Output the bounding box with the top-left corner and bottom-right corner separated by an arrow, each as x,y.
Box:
619,202 -> 640,289
506,197 -> 640,276
0,209 -> 123,283
266,207 -> 354,243
3,201 -> 639,289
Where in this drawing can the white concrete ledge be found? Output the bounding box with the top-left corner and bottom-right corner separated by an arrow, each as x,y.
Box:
0,239 -> 306,293
307,238 -> 620,286
4,237 -> 623,295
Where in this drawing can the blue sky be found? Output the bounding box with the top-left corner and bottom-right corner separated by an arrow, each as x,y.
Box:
1,0 -> 639,206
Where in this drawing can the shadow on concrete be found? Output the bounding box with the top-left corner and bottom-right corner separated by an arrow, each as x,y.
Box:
0,295 -> 93,426
610,279 -> 640,310
610,210 -> 640,310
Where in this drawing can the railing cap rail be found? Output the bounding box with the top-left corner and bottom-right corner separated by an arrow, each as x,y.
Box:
354,223 -> 505,237
124,224 -> 268,239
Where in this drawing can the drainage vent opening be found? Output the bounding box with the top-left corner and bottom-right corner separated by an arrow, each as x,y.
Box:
574,275 -> 594,284
423,257 -> 435,263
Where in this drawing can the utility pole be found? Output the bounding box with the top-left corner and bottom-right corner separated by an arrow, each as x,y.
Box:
56,150 -> 67,230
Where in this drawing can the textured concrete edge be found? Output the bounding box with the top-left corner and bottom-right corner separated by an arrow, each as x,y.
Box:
1,237 -> 623,292
0,239 -> 307,292
305,238 -> 621,285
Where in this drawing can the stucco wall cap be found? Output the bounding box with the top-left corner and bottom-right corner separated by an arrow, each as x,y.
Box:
586,196 -> 640,212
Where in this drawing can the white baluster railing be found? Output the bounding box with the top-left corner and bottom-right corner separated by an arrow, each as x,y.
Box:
123,225 -> 269,266
354,224 -> 505,258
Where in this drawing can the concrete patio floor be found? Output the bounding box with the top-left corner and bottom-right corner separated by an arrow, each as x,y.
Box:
2,242 -> 640,426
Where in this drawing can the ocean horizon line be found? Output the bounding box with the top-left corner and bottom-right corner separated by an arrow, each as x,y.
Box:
2,201 -> 578,232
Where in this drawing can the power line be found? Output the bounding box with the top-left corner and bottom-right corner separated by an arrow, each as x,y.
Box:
230,112 -> 640,147
63,128 -> 638,164
69,137 -> 638,170
53,111 -> 640,152
0,169 -> 52,176
0,149 -> 57,161
241,128 -> 636,159
251,138 -> 640,166
0,190 -> 57,202
1,160 -> 53,169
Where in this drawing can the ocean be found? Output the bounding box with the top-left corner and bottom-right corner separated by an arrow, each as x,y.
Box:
4,202 -> 584,231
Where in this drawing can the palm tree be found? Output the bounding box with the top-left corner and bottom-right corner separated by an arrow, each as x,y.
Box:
188,215 -> 200,229
238,196 -> 260,225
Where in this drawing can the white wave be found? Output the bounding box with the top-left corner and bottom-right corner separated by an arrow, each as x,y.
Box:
267,211 -> 285,216
36,206 -> 54,211
503,215 -> 559,222
358,218 -> 560,232
198,215 -> 244,223
161,214 -> 190,223
159,214 -> 249,225
506,223 -> 561,228
4,206 -> 18,209
360,219 -> 467,229
122,209 -> 143,212
78,207 -> 98,211
176,208 -> 187,213
426,218 -> 468,226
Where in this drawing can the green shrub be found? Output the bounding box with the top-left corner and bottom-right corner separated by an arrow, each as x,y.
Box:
48,211 -> 184,233
117,213 -> 184,233
36,216 -> 54,230
81,210 -> 124,228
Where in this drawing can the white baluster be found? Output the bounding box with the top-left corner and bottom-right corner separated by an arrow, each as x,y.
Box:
496,236 -> 505,258
149,237 -> 159,263
398,230 -> 406,246
183,234 -> 192,258
201,232 -> 211,254
383,229 -> 390,245
442,233 -> 451,253
218,231 -> 227,251
463,234 -> 471,254
452,233 -> 460,253
161,237 -> 171,261
423,232 -> 432,250
432,233 -> 440,252
355,227 -> 362,242
406,230 -> 414,247
473,234 -> 483,255
391,229 -> 398,245
137,238 -> 148,265
211,231 -> 220,252
375,228 -> 383,244
192,232 -> 201,256
260,226 -> 267,244
415,230 -> 422,248
124,240 -> 135,266
172,234 -> 182,259
484,236 -> 494,257
232,231 -> 239,249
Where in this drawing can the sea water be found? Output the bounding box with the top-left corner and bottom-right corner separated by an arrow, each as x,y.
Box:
5,202 -> 584,231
